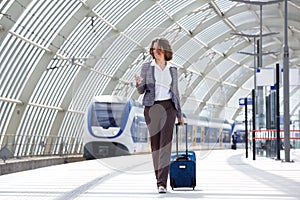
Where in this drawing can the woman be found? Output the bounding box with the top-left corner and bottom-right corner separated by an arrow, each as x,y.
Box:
135,38 -> 183,193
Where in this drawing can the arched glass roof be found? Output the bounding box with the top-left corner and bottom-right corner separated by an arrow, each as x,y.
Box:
0,0 -> 299,157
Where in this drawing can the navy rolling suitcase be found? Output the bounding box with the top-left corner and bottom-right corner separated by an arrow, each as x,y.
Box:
169,123 -> 196,190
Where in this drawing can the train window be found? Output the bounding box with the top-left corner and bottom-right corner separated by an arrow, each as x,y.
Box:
195,126 -> 201,143
236,131 -> 246,143
92,102 -> 126,128
186,125 -> 193,143
222,130 -> 230,143
205,127 -> 219,143
131,116 -> 148,143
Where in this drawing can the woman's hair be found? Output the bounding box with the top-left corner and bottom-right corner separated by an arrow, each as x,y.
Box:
149,38 -> 173,61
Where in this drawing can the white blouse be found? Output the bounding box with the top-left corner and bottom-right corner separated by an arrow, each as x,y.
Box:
152,60 -> 172,101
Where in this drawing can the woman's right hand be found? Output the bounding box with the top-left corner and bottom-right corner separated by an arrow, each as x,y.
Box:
135,74 -> 143,85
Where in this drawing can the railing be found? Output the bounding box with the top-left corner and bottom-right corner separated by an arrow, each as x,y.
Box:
0,134 -> 83,162
251,129 -> 300,142
247,129 -> 300,156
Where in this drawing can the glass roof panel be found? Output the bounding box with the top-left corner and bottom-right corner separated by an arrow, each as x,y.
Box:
59,113 -> 84,145
69,73 -> 111,111
214,36 -> 243,54
182,98 -> 201,114
0,102 -> 14,144
192,78 -> 216,100
30,66 -> 78,106
94,0 -> 140,25
15,106 -> 57,156
229,49 -> 250,64
120,53 -> 146,82
13,0 -> 81,47
222,84 -> 236,100
175,39 -> 204,65
57,18 -> 105,56
0,0 -> 13,20
178,3 -> 212,31
206,66 -> 223,81
227,86 -> 250,107
242,75 -> 254,89
159,0 -> 193,16
225,66 -> 252,86
0,36 -> 43,99
229,11 -> 256,26
196,20 -> 230,44
96,35 -> 137,75
187,53 -> 213,74
215,0 -> 236,13
162,24 -> 188,46
216,59 -> 237,77
124,4 -> 165,33
209,86 -> 227,105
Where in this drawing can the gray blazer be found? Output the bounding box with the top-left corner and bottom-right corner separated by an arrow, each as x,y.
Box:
136,61 -> 182,118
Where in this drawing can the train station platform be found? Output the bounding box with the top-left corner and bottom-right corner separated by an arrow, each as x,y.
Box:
0,149 -> 299,200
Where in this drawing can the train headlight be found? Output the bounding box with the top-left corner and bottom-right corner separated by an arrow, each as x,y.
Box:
112,130 -> 118,136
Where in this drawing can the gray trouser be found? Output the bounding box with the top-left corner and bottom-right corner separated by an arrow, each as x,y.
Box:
144,99 -> 177,188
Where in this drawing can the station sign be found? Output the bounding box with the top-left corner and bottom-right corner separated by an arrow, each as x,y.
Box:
238,98 -> 252,106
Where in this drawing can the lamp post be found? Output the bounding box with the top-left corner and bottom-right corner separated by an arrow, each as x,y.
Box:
283,0 -> 290,162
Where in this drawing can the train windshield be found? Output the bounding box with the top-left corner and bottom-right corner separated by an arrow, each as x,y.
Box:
92,102 -> 126,128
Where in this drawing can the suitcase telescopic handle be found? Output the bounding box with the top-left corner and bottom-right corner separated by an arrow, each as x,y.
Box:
175,122 -> 188,157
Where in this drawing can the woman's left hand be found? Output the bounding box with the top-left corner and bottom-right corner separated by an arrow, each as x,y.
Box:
177,117 -> 184,125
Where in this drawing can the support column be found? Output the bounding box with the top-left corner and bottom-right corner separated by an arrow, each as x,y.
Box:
283,0 -> 290,162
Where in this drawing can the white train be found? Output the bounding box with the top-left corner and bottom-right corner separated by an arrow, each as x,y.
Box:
83,95 -> 237,159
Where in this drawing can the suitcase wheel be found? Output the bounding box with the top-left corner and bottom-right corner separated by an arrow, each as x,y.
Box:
192,178 -> 196,190
170,179 -> 175,190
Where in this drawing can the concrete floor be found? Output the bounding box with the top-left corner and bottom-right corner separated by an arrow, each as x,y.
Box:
0,149 -> 299,200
